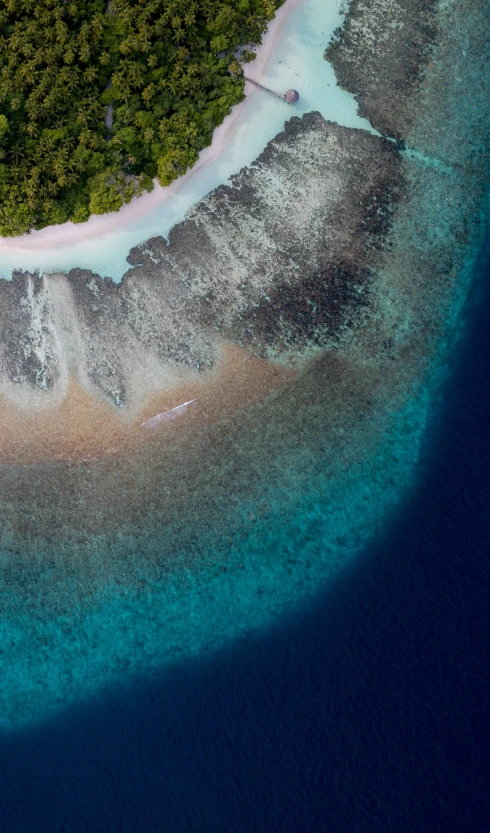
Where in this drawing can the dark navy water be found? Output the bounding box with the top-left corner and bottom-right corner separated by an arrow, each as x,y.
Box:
1,234 -> 489,832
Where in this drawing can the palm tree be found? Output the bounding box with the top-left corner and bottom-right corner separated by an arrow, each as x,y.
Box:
78,128 -> 91,147
88,133 -> 100,150
91,14 -> 105,38
84,66 -> 99,84
142,83 -> 155,102
79,43 -> 91,64
167,75 -> 180,96
185,9 -> 196,27
76,108 -> 90,128
172,26 -> 185,45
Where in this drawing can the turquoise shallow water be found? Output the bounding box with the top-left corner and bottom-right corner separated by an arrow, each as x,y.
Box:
0,211 -> 486,729
2,237 -> 489,830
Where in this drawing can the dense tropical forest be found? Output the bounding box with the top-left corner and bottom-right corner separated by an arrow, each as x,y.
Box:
0,0 -> 282,236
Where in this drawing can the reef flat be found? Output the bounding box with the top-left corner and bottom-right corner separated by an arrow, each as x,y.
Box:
0,0 -> 488,727
0,115 -> 402,408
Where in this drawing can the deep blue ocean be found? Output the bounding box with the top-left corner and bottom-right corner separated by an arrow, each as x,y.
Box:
0,231 -> 489,832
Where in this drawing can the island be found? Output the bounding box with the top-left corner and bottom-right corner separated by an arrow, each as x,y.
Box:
0,0 -> 282,236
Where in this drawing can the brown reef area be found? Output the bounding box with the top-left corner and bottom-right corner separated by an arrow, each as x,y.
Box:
0,344 -> 293,465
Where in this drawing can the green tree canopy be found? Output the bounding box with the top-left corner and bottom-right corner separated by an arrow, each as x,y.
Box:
0,0 -> 283,236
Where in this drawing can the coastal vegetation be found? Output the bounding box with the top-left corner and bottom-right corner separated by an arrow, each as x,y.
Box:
0,0 -> 282,236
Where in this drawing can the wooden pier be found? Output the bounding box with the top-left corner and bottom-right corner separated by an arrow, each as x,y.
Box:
244,77 -> 300,104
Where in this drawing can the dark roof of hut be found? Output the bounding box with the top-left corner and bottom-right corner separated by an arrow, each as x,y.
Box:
285,89 -> 300,103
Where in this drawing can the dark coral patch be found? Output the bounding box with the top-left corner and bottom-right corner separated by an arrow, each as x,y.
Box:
326,0 -> 439,140
235,259 -> 370,353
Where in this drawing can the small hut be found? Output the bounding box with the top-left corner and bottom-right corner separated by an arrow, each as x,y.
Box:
244,77 -> 300,105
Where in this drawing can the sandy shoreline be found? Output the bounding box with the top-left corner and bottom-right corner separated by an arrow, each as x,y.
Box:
0,0 -> 302,256
0,343 -> 295,465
